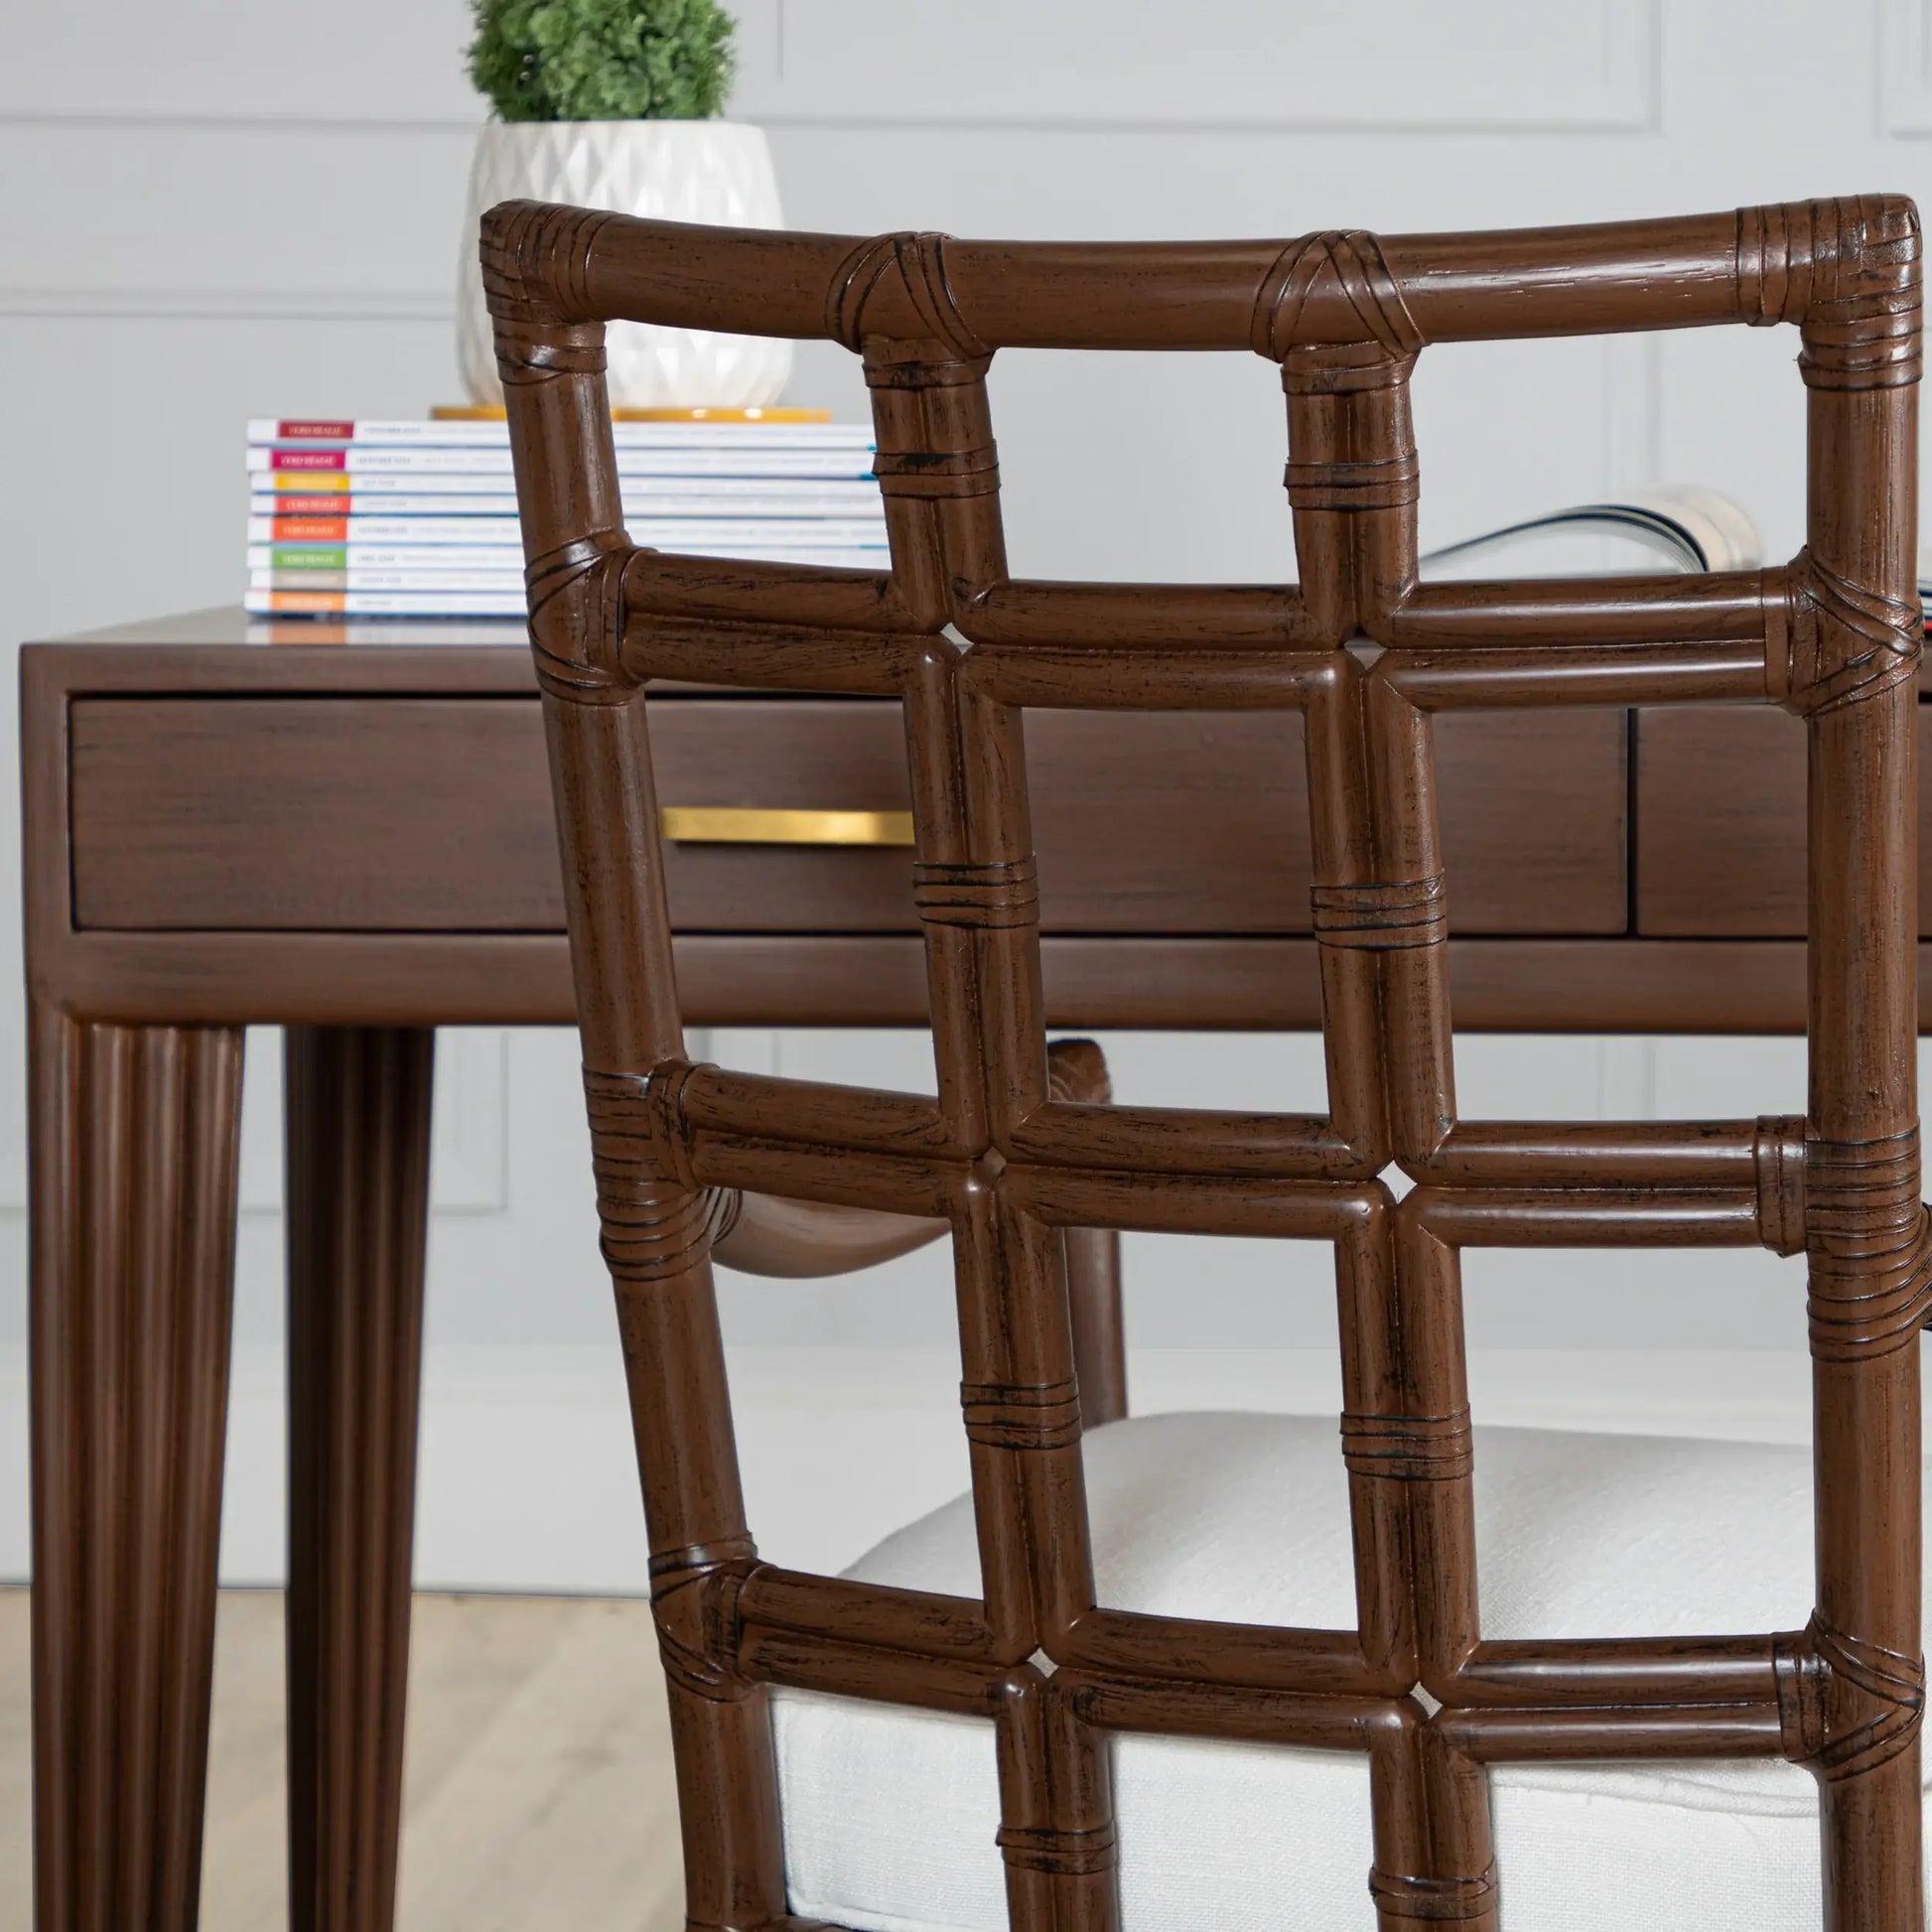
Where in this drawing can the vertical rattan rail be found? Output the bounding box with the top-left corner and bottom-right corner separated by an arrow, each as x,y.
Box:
485,198 -> 1926,1931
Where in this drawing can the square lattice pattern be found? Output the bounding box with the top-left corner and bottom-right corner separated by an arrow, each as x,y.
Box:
488,195 -> 1928,1930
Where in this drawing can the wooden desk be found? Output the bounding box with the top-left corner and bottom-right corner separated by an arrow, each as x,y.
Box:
21,606 -> 1931,1930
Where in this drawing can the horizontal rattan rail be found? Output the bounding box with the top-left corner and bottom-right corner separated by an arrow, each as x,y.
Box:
489,195 -> 1926,1932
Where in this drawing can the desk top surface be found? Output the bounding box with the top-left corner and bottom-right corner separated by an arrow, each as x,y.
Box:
42,606 -> 533,651
25,606 -> 563,697
23,606 -> 864,700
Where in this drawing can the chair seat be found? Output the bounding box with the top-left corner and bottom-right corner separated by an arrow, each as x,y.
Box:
772,1409 -> 1931,1931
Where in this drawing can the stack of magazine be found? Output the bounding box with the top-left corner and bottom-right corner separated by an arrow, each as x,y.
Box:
246,449 -> 1932,630
244,412 -> 889,618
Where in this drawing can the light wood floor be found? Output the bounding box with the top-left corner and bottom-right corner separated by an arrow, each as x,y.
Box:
0,1587 -> 685,1931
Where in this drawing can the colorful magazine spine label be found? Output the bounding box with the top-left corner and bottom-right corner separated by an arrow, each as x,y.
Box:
244,589 -> 527,616
262,449 -> 349,471
257,501 -> 353,523
258,470 -> 883,500
268,420 -> 358,442
249,522 -> 518,548
247,417 -> 872,449
248,447 -> 875,479
249,547 -> 522,573
253,487 -> 885,518
247,518 -> 887,550
250,569 -> 526,591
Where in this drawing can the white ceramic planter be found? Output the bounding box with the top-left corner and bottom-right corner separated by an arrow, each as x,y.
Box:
457,118 -> 793,410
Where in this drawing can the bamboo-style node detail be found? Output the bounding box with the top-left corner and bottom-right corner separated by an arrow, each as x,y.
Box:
492,188 -> 1926,1932
481,199 -> 616,332
830,230 -> 990,358
1737,200 -> 1813,327
997,1822 -> 1119,1877
584,1060 -> 704,1189
913,858 -> 1040,929
481,201 -> 615,402
1285,451 -> 1421,512
583,1062 -> 724,1284
1803,1129 -> 1932,1359
491,315 -> 609,386
864,337 -> 1003,511
525,530 -> 633,699
592,1178 -> 714,1287
961,1380 -> 1083,1451
1766,550 -> 1922,716
1777,1615 -> 1926,1782
1736,196 -> 1923,388
1311,875 -> 1449,949
650,1540 -> 759,1702
870,444 -> 1002,500
1368,1863 -> 1499,1922
1251,230 -> 1426,364
1753,1115 -> 1809,1256
1815,200 -> 1918,391
864,349 -> 995,391
1280,340 -> 1421,399
1339,1407 -> 1474,1482
1806,1128 -> 1921,1231
1804,1208 -> 1932,1360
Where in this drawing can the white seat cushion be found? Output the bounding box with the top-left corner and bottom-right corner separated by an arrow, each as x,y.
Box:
772,1409 -> 1931,1931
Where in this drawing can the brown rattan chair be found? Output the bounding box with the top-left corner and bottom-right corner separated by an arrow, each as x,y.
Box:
485,196 -> 1926,1930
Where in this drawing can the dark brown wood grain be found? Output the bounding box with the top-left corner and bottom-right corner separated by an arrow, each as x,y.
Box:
284,1026 -> 434,1932
1027,707 -> 1626,935
1637,703 -> 1932,934
69,699 -> 565,933
67,696 -> 1623,937
28,1006 -> 243,1932
488,192 -> 1927,1932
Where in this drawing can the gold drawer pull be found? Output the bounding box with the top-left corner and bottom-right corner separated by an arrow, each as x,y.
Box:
660,806 -> 915,847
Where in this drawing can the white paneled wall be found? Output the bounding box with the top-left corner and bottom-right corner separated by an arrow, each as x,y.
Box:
2,0 -> 1928,1587
729,1 -> 1663,130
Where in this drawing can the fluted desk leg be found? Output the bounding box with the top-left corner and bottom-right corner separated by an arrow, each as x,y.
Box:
29,1006 -> 245,1932
285,1027 -> 434,1932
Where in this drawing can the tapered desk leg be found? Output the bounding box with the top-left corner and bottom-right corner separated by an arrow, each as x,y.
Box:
284,1027 -> 434,1932
30,1006 -> 244,1932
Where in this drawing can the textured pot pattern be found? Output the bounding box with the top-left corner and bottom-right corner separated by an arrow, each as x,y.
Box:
457,119 -> 792,409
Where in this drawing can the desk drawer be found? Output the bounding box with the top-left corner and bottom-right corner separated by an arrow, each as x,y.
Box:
1635,706 -> 1932,935
1026,707 -> 1624,934
69,696 -> 1626,935
72,698 -> 565,932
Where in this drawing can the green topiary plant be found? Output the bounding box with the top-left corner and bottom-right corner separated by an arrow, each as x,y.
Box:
467,0 -> 737,122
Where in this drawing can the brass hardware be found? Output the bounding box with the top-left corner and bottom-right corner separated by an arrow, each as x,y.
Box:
660,806 -> 915,847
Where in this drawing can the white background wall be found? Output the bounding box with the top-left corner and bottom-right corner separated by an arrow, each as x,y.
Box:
3,0 -> 1930,1587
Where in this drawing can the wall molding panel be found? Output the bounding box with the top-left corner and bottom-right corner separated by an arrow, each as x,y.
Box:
6,0 -> 479,121
733,0 -> 1662,131
0,112 -> 485,134
9,0 -> 1666,138
0,288 -> 451,323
